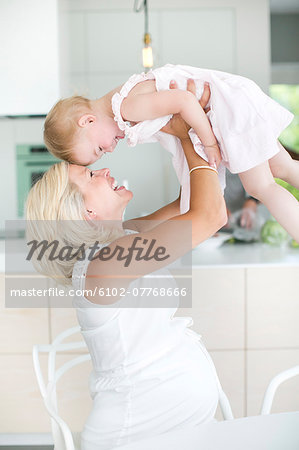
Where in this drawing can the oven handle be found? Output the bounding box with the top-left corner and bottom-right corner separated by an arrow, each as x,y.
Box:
24,161 -> 56,166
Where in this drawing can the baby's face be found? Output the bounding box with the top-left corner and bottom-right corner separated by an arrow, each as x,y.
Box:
72,116 -> 125,165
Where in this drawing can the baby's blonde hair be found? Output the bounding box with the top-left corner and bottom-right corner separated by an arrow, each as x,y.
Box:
25,161 -> 125,285
44,96 -> 92,162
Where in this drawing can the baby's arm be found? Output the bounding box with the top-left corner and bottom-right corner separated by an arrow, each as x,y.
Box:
121,88 -> 221,167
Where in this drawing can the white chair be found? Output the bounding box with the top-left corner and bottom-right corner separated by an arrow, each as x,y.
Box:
261,365 -> 299,415
33,326 -> 90,450
33,327 -> 299,450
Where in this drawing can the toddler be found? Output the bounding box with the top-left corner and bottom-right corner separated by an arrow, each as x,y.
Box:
44,64 -> 299,242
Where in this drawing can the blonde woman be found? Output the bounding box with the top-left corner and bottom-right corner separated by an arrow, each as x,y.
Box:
26,93 -> 227,450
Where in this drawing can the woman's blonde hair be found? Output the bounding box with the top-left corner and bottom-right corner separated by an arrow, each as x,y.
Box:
25,161 -> 125,285
44,96 -> 91,162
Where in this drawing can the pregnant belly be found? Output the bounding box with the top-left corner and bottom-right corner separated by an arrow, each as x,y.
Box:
83,338 -> 219,449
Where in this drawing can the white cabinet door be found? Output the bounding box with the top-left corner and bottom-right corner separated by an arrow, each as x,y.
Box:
0,0 -> 60,115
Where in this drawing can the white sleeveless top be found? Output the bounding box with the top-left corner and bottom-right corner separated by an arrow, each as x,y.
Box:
72,230 -> 203,395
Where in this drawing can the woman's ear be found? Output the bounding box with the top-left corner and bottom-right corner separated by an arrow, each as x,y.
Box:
78,114 -> 97,128
85,209 -> 98,225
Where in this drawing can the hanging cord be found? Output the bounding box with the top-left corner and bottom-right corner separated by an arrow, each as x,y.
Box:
133,0 -> 149,34
133,0 -> 145,12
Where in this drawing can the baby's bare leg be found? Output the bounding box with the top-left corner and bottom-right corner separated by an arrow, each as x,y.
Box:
269,141 -> 299,189
239,161 -> 299,242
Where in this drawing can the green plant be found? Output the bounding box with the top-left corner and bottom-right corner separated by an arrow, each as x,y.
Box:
270,85 -> 299,153
275,178 -> 299,201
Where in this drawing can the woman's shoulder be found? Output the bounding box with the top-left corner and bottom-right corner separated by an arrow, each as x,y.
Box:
72,229 -> 138,309
71,229 -> 137,287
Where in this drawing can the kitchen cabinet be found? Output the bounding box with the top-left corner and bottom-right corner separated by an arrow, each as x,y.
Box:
0,0 -> 60,116
1,251 -> 298,433
178,264 -> 299,419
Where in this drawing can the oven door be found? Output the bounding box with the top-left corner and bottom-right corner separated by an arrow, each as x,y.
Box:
17,160 -> 56,217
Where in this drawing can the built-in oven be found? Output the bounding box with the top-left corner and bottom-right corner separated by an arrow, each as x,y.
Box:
16,144 -> 59,217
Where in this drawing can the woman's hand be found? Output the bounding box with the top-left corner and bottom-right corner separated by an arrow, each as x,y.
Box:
161,80 -> 211,140
175,79 -> 211,111
240,198 -> 258,228
162,80 -> 222,168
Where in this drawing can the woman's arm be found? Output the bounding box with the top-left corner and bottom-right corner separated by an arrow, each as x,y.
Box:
86,140 -> 227,304
86,107 -> 227,305
174,136 -> 227,244
121,86 -> 221,167
123,191 -> 181,232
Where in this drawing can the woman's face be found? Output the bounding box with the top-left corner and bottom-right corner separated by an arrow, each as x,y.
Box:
68,164 -> 133,220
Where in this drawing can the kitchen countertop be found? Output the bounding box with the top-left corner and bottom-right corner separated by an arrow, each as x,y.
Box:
0,239 -> 299,273
190,241 -> 299,268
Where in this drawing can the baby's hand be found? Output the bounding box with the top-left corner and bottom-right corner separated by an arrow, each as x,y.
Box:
204,143 -> 222,169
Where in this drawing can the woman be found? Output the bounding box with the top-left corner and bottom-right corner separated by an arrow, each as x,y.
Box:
26,88 -> 227,449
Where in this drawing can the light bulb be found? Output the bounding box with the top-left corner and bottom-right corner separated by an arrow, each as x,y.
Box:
142,33 -> 153,69
142,47 -> 153,68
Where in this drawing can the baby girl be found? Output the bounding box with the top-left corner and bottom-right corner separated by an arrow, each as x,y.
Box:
44,64 -> 299,242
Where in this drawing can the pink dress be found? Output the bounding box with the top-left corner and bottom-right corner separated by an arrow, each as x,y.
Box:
111,64 -> 294,213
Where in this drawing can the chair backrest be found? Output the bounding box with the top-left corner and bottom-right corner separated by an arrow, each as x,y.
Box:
32,326 -> 91,450
261,365 -> 299,415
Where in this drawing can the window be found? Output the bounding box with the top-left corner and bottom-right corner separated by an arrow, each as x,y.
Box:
270,85 -> 299,152
270,84 -> 299,200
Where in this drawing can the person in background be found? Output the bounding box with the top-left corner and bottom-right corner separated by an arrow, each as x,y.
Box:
224,171 -> 260,229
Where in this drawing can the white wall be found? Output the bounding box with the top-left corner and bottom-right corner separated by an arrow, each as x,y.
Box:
0,0 -> 60,116
0,0 -> 270,226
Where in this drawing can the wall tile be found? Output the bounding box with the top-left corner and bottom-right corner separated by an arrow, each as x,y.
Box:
86,11 -> 159,74
13,118 -> 44,144
55,354 -> 93,432
68,12 -> 87,73
91,140 -> 170,219
0,275 -> 49,353
86,12 -> 143,73
47,278 -> 80,346
0,120 -> 17,227
65,73 -> 89,97
87,73 -> 132,99
247,267 -> 299,348
177,268 -> 245,350
247,349 -> 299,416
159,9 -> 236,72
49,306 -> 79,343
0,353 -> 92,433
0,354 -> 51,432
211,350 -> 245,419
